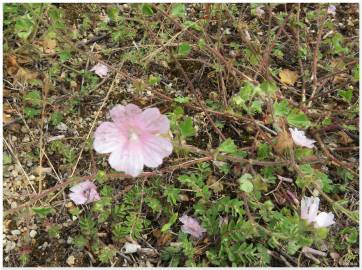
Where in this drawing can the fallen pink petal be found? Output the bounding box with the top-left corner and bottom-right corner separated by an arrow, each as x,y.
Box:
69,180 -> 101,205
289,128 -> 316,148
327,5 -> 336,16
90,63 -> 109,78
93,104 -> 172,177
301,196 -> 335,228
179,215 -> 206,239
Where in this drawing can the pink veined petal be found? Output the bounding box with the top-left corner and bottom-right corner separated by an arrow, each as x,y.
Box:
179,215 -> 206,239
108,142 -> 145,177
69,192 -> 87,205
314,212 -> 335,228
90,63 -> 109,78
141,135 -> 173,168
300,197 -> 311,220
94,122 -> 126,154
110,104 -> 142,124
70,181 -> 95,193
306,197 -> 320,223
137,108 -> 170,134
289,128 -> 316,148
87,189 -> 101,203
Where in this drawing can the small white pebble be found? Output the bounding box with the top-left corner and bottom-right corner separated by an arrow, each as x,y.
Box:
66,255 -> 75,266
29,230 -> 37,238
22,136 -> 30,143
67,236 -> 73,244
11,230 -> 21,235
56,122 -> 68,131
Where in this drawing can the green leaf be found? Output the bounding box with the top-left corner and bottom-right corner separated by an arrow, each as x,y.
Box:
145,197 -> 162,213
164,185 -> 180,205
24,107 -> 41,118
239,82 -> 255,102
341,227 -> 358,244
141,4 -> 154,16
99,246 -> 116,263
174,96 -> 190,104
250,100 -> 263,115
218,138 -> 237,154
198,38 -> 206,49
353,65 -> 359,81
58,51 -> 71,62
257,143 -> 271,160
338,88 -> 353,103
3,153 -> 12,165
287,109 -> 311,128
32,207 -> 55,218
24,90 -> 42,106
107,6 -> 119,21
273,100 -> 290,117
161,212 -> 178,232
178,43 -> 191,56
148,74 -> 161,85
50,112 -> 63,126
171,3 -> 186,17
48,224 -> 61,238
180,117 -> 196,138
183,21 -> 202,31
73,235 -> 88,249
260,80 -> 278,94
239,174 -> 254,193
96,170 -> 107,184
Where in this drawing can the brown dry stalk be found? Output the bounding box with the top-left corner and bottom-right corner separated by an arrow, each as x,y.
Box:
172,54 -> 226,141
152,4 -> 256,84
259,13 -> 291,80
308,13 -> 328,106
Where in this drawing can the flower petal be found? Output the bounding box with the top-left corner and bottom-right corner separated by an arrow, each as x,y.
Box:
137,108 -> 170,134
289,128 -> 316,148
301,196 -> 312,220
141,135 -> 173,168
108,143 -> 144,177
94,122 -> 126,153
314,212 -> 335,228
110,104 -> 141,124
307,197 -> 320,223
179,215 -> 206,239
90,63 -> 109,78
69,192 -> 87,205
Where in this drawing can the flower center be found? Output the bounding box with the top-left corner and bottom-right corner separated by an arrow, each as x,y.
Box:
128,129 -> 139,141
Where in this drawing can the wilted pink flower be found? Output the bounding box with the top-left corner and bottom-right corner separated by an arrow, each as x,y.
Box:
179,215 -> 206,239
327,5 -> 336,16
289,128 -> 316,148
301,196 -> 335,228
90,63 -> 109,78
69,180 -> 100,205
93,104 -> 172,177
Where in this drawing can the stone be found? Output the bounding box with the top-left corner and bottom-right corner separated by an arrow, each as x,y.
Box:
66,255 -> 75,266
11,229 -> 21,235
29,230 -> 37,238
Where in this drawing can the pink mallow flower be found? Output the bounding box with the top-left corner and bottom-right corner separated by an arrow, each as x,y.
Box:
93,104 -> 172,177
327,5 -> 336,16
179,215 -> 206,239
90,63 -> 109,78
69,180 -> 101,205
301,196 -> 335,228
289,128 -> 316,149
